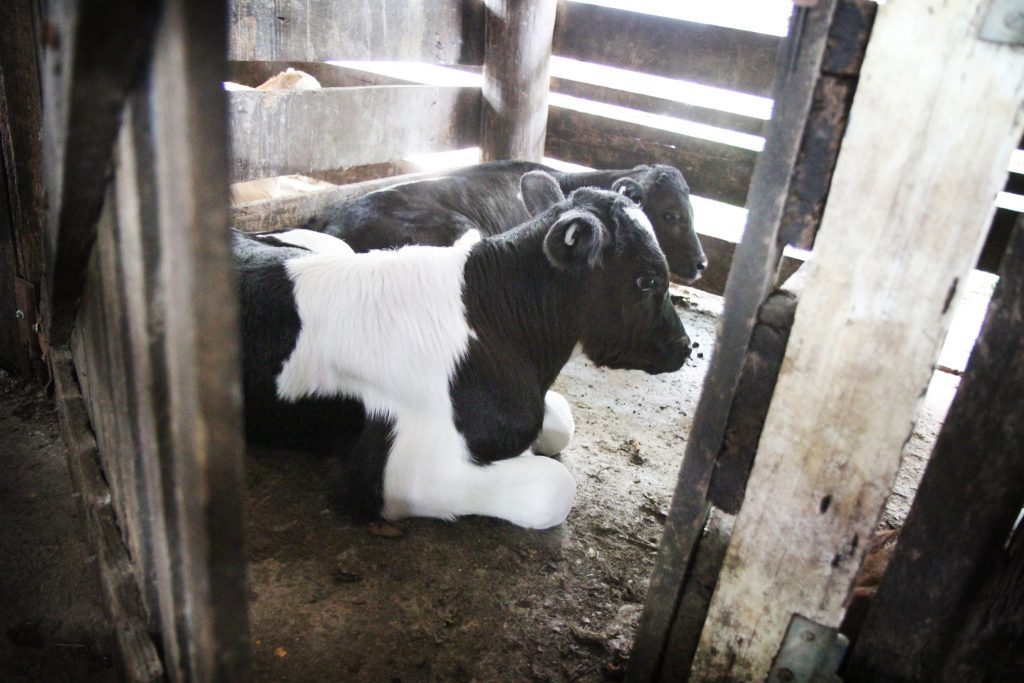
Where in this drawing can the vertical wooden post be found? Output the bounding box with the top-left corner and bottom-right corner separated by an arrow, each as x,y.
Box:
479,0 -> 556,162
846,220 -> 1024,681
627,3 -> 841,679
688,1 -> 1024,679
146,0 -> 250,678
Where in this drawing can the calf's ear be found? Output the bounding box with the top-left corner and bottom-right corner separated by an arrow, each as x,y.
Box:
521,171 -> 565,216
612,177 -> 645,206
543,210 -> 607,269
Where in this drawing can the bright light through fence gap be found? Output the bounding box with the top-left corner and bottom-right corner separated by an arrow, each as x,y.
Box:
550,57 -> 774,121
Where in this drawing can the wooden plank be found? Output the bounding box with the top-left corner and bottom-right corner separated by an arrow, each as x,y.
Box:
38,0 -> 160,345
228,86 -> 481,182
0,0 -> 46,288
51,348 -> 164,683
227,60 -> 415,88
230,169 -> 446,232
690,1 -> 1024,678
627,4 -> 840,679
780,0 -> 876,250
545,106 -> 757,207
683,233 -> 802,298
940,506 -> 1024,682
147,2 -> 250,677
228,0 -> 484,64
550,77 -> 767,136
0,154 -> 28,374
846,221 -> 1024,682
553,2 -> 781,97
480,0 -> 557,162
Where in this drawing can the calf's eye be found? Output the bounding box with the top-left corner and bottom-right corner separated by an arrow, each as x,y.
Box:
663,211 -> 679,223
636,275 -> 657,291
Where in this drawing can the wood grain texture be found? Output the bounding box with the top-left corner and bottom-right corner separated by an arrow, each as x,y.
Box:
149,1 -> 251,678
690,1 -> 1024,678
229,0 -> 483,64
38,0 -> 160,345
230,169 -> 446,232
552,2 -> 781,97
51,348 -> 164,683
0,0 -> 46,288
626,3 -> 839,678
846,220 -> 1024,682
545,106 -> 757,207
480,0 -> 557,162
228,86 -> 481,182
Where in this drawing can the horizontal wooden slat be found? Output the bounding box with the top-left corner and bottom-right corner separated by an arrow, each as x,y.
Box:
228,86 -> 481,182
229,0 -> 484,64
553,3 -> 781,97
227,60 -> 416,88
231,170 -> 445,232
545,106 -> 757,207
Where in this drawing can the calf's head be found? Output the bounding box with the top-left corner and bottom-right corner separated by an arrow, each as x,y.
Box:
612,165 -> 707,282
521,171 -> 691,374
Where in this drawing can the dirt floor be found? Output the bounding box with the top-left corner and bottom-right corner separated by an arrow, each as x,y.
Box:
0,286 -> 962,683
0,372 -> 117,682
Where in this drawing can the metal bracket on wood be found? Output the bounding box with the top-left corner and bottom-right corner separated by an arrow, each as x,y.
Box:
980,0 -> 1024,44
768,614 -> 849,683
13,277 -> 42,357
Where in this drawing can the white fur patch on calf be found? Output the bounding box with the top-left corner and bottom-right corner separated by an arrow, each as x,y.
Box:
624,204 -> 657,240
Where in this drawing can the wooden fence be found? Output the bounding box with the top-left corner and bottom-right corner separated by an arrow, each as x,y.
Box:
1,0 -> 1022,680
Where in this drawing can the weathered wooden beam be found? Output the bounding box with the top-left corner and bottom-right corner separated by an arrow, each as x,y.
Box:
228,0 -> 484,64
545,106 -> 757,207
690,0 -> 1024,677
940,505 -> 1024,682
553,2 -> 781,97
0,0 -> 46,288
146,1 -> 251,678
846,221 -> 1024,682
38,0 -> 160,346
480,0 -> 557,162
627,4 -> 841,677
0,154 -> 29,374
227,60 -> 415,88
230,170 -> 446,232
51,347 -> 164,683
228,86 -> 481,182
779,0 -> 877,250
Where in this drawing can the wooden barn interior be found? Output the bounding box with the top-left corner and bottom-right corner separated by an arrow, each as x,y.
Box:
1,0 -> 1022,681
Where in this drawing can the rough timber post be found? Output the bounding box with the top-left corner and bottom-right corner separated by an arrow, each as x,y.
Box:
689,0 -> 1024,679
480,0 -> 557,161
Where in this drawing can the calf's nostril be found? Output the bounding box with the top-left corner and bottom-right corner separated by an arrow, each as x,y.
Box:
696,260 -> 707,272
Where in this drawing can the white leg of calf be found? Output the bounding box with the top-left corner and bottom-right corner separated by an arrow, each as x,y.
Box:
382,416 -> 576,528
532,390 -> 575,456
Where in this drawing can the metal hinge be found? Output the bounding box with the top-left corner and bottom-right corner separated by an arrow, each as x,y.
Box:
768,614 -> 849,683
980,0 -> 1024,44
13,277 -> 46,359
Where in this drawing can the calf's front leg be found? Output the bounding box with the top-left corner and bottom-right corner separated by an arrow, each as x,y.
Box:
531,390 -> 575,456
382,417 -> 576,529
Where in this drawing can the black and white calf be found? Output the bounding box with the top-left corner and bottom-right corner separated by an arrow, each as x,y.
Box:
236,172 -> 691,529
305,160 -> 708,282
